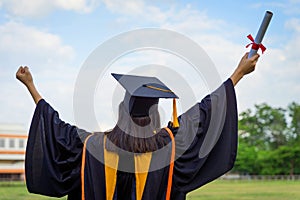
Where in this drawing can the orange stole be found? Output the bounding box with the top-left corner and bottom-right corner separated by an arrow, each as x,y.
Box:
164,127 -> 175,200
80,129 -> 175,200
81,135 -> 93,200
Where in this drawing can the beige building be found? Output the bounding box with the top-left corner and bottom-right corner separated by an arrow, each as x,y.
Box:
0,124 -> 27,181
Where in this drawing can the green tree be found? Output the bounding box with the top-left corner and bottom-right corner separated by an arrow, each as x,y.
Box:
288,102 -> 300,143
258,146 -> 300,175
233,139 -> 260,175
238,108 -> 265,150
235,102 -> 300,175
239,103 -> 288,150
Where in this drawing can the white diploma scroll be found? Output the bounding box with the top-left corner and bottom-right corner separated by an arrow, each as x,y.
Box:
248,11 -> 273,58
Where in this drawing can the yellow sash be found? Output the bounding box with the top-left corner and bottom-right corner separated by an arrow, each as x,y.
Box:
103,136 -> 152,200
134,153 -> 152,200
81,130 -> 175,200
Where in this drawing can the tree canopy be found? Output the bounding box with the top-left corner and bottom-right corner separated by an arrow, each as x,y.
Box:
233,102 -> 300,175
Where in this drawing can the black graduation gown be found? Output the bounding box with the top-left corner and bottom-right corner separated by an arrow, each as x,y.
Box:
25,79 -> 237,200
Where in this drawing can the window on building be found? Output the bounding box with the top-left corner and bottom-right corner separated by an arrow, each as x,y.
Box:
9,139 -> 15,148
0,138 -> 5,148
19,139 -> 25,149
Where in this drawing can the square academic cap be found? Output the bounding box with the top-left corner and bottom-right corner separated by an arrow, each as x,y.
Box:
112,73 -> 179,127
111,73 -> 178,99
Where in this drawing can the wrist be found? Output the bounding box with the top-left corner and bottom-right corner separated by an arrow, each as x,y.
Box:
26,82 -> 42,104
25,81 -> 35,89
230,69 -> 244,86
235,67 -> 245,77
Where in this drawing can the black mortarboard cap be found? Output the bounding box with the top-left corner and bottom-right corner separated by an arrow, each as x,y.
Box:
111,73 -> 178,99
112,73 -> 179,127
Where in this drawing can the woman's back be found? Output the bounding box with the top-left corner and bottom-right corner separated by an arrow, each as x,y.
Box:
82,129 -> 174,200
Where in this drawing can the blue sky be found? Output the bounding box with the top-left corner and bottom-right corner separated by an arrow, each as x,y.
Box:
1,0 -> 300,131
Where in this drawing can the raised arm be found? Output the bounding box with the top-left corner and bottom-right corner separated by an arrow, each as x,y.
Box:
230,52 -> 260,86
16,66 -> 42,104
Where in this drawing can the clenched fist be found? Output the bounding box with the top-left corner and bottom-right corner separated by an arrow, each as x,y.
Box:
16,66 -> 42,104
16,66 -> 34,87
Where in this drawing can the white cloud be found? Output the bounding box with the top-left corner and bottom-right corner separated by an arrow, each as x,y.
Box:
97,1 -> 282,114
101,1 -> 226,31
0,0 -> 99,17
0,21 -> 78,129
0,0 -> 52,17
70,1 -> 247,126
54,0 -> 99,13
1,0 -> 300,130
235,16 -> 300,112
285,18 -> 300,33
0,21 -> 75,70
251,1 -> 300,15
136,2 -> 300,113
162,6 -> 226,32
102,0 -> 145,15
101,0 -> 174,25
281,18 -> 300,74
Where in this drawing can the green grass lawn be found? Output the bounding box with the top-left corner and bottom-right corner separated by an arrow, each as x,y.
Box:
0,180 -> 299,200
0,182 -> 66,200
187,179 -> 300,200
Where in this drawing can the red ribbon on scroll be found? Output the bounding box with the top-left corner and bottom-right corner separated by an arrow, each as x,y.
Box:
246,34 -> 266,54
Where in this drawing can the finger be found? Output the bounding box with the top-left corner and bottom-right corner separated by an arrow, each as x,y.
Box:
16,66 -> 24,75
16,67 -> 23,79
24,66 -> 29,73
250,53 -> 259,61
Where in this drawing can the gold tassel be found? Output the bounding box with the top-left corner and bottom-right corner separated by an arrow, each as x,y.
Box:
172,98 -> 179,128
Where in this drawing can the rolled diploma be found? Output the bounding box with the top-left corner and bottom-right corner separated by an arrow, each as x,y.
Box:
248,11 -> 273,58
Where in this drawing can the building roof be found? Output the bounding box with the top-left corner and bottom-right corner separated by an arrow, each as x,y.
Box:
0,124 -> 27,135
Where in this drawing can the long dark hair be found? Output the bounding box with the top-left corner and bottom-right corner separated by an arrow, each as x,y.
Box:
106,102 -> 166,153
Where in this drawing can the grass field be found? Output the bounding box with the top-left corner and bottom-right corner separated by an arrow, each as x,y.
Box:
0,182 -> 66,200
187,180 -> 300,200
0,180 -> 299,200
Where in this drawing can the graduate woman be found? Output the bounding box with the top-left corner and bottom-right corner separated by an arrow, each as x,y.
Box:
16,52 -> 259,200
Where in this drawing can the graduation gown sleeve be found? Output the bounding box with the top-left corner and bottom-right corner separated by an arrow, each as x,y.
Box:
25,99 -> 91,197
171,79 -> 238,198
